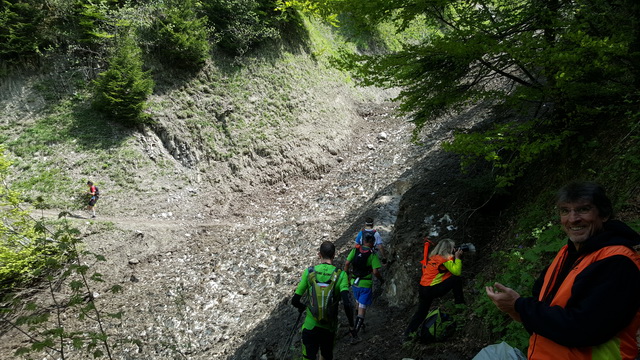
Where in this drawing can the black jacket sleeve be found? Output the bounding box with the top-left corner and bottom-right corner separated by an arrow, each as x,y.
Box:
516,255 -> 640,347
291,293 -> 305,313
341,290 -> 354,328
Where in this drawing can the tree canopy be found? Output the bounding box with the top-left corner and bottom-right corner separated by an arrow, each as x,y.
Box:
285,0 -> 640,187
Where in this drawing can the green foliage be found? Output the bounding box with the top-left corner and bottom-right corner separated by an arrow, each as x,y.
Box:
152,0 -> 211,68
0,0 -> 132,68
320,0 -> 640,191
4,221 -> 124,359
0,150 -> 67,289
0,147 -> 52,288
202,0 -> 287,55
443,120 -> 573,188
275,0 -> 340,25
475,223 -> 565,349
597,113 -> 640,200
0,147 -> 123,358
0,0 -> 48,63
93,31 -> 154,127
72,0 -> 116,48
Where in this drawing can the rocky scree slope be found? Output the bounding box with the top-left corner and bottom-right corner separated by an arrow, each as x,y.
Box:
1,83 -> 493,359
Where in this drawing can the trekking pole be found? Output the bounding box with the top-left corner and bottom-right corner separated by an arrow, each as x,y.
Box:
278,310 -> 303,360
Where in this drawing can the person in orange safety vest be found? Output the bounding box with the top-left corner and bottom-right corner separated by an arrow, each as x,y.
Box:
403,238 -> 465,342
486,181 -> 640,359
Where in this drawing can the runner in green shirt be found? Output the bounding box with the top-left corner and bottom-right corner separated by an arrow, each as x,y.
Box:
292,241 -> 356,359
344,232 -> 384,340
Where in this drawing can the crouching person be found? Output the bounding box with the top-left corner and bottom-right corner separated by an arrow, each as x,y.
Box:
292,241 -> 356,360
404,238 -> 465,342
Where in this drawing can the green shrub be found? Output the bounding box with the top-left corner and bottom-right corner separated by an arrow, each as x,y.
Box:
72,0 -> 116,48
0,0 -> 48,63
202,0 -> 285,55
475,222 -> 565,349
0,237 -> 61,289
443,120 -> 573,189
152,0 -> 211,68
93,31 -> 154,127
0,147 -> 62,288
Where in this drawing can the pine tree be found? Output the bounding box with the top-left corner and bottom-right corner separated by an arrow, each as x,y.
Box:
154,0 -> 211,68
0,0 -> 46,63
93,31 -> 154,127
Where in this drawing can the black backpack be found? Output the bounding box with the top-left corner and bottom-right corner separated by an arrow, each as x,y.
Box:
352,246 -> 373,279
360,230 -> 376,246
94,186 -> 100,196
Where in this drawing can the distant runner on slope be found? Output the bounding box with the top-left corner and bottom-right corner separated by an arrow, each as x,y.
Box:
86,181 -> 100,218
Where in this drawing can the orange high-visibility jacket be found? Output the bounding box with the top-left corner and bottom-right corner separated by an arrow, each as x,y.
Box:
420,254 -> 462,287
528,245 -> 640,360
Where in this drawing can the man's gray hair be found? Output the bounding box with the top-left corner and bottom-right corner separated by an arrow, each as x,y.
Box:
557,181 -> 613,219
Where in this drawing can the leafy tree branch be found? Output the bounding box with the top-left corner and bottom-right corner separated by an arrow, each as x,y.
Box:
0,147 -> 123,359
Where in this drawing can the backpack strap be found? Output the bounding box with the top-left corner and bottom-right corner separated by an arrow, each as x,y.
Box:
420,237 -> 434,267
308,265 -> 340,283
329,267 -> 340,283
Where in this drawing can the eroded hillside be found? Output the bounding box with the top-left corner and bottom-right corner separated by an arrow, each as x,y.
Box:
1,57 -> 495,359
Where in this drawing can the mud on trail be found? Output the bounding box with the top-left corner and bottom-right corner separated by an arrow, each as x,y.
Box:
2,100 -> 494,360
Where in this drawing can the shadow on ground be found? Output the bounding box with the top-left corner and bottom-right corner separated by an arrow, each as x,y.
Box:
228,140 -> 499,360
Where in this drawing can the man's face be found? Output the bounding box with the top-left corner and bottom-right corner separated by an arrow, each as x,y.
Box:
558,200 -> 608,247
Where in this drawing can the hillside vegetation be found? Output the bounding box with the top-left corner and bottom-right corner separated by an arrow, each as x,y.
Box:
1,0 -> 640,359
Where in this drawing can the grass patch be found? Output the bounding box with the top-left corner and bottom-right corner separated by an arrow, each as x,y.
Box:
9,99 -> 130,157
6,97 -> 149,208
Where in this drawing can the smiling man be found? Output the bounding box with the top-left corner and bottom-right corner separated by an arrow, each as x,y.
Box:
486,181 -> 640,359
